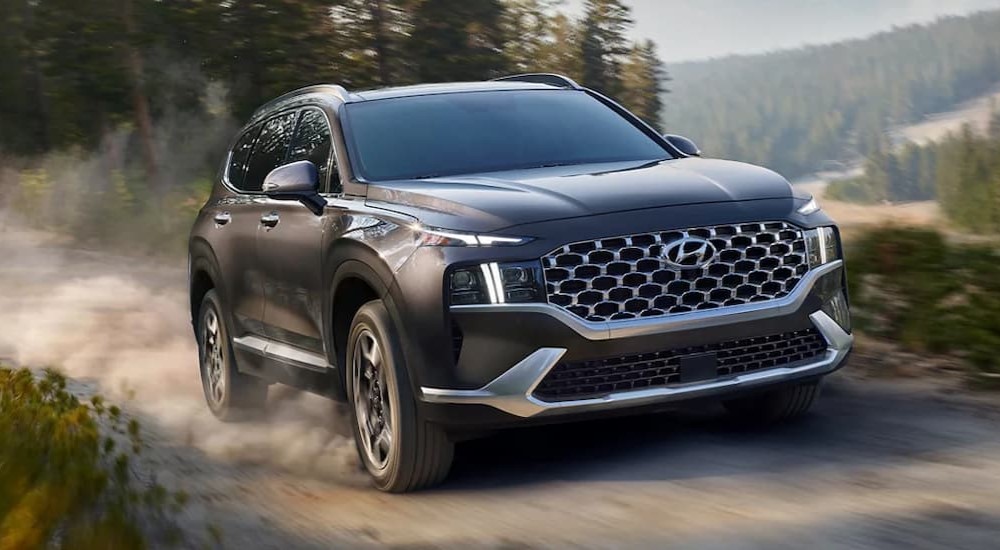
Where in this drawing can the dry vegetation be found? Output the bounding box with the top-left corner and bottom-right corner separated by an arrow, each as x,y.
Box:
0,367 -> 187,549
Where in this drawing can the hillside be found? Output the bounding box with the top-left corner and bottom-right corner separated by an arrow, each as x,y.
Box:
665,10 -> 1000,180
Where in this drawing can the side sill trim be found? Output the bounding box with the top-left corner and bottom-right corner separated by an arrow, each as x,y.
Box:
451,260 -> 843,341
420,310 -> 853,418
232,335 -> 330,372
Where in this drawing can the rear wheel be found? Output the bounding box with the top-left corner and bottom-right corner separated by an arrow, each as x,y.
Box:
347,300 -> 454,492
723,381 -> 821,425
198,290 -> 268,421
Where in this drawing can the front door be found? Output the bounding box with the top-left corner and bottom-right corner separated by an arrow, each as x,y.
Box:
219,110 -> 299,339
258,107 -> 341,357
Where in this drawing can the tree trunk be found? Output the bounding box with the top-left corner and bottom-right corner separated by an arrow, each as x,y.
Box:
22,0 -> 50,152
367,0 -> 391,85
121,0 -> 158,190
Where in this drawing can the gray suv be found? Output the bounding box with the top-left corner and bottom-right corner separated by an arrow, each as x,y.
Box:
188,74 -> 853,492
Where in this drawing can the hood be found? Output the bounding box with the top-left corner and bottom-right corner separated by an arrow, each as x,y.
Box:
365,158 -> 794,233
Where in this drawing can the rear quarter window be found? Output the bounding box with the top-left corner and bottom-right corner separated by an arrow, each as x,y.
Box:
226,126 -> 260,190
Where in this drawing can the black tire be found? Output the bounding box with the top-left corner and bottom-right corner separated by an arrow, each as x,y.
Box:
197,289 -> 268,421
346,300 -> 454,492
723,381 -> 821,426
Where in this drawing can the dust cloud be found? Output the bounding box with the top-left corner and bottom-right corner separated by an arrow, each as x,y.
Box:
0,225 -> 360,481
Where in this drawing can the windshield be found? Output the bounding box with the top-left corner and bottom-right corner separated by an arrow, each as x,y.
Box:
343,90 -> 671,181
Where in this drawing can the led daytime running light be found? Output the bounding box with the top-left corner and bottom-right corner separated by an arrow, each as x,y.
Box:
416,225 -> 531,247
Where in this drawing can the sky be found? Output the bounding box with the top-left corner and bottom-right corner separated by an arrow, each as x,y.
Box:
562,0 -> 1000,63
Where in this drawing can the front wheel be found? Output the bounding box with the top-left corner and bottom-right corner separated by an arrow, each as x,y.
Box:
347,300 -> 454,492
723,380 -> 821,425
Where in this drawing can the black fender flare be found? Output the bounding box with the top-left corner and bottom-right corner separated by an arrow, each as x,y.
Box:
187,238 -> 234,338
324,241 -> 415,390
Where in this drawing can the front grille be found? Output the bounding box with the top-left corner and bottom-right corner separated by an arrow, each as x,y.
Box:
542,222 -> 809,322
533,328 -> 827,401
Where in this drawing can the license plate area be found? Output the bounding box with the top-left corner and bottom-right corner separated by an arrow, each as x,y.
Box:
678,352 -> 718,383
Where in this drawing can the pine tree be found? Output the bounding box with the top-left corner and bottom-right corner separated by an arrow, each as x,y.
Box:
534,13 -> 583,81
330,0 -> 416,87
883,149 -> 906,201
122,0 -> 158,186
989,106 -> 1000,141
215,1 -> 341,117
501,0 -> 558,74
409,0 -> 507,82
0,0 -> 49,154
579,0 -> 632,98
619,40 -> 668,129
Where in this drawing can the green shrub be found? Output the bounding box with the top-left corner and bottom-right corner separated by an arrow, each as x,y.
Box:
12,165 -> 211,258
825,176 -> 882,204
847,226 -> 1000,373
0,367 -> 185,549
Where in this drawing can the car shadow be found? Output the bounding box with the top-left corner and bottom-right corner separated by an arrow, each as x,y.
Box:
440,376 -> 998,491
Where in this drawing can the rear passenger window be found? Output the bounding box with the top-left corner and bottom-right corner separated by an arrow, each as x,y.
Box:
243,112 -> 298,192
227,126 -> 260,189
287,108 -> 338,192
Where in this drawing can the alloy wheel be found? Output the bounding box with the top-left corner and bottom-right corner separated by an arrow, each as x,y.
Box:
352,328 -> 393,470
202,308 -> 226,406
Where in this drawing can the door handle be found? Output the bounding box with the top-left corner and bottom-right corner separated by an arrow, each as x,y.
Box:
213,211 -> 231,226
260,212 -> 280,228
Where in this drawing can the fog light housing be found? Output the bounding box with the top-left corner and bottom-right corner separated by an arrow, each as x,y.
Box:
448,261 -> 544,305
822,289 -> 852,332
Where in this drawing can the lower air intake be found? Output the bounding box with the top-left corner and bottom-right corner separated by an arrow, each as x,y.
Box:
534,328 -> 827,401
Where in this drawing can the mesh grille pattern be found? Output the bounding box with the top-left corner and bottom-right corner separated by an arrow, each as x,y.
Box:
542,222 -> 809,322
534,328 -> 827,401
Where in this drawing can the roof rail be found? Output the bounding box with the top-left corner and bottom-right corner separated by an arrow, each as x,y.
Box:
250,84 -> 353,120
492,73 -> 581,89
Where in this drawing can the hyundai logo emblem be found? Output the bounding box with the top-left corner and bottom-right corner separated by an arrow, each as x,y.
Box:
661,237 -> 717,270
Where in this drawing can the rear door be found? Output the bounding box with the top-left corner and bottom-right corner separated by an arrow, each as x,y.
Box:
209,124 -> 269,338
258,107 -> 339,357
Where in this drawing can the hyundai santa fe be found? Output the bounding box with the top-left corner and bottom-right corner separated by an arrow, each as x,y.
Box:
188,73 -> 853,492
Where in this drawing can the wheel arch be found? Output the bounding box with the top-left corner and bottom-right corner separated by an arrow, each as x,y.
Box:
188,238 -> 228,335
325,239 -> 411,397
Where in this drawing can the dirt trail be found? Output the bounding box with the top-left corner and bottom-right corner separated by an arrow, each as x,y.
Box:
787,82 -> 1000,233
895,83 -> 1000,146
4,222 -> 1000,548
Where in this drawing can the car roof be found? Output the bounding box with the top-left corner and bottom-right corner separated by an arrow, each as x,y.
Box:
250,76 -> 578,123
350,81 -> 564,101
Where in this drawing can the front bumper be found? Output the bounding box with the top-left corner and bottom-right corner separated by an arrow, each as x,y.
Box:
422,310 -> 850,418
419,260 -> 852,419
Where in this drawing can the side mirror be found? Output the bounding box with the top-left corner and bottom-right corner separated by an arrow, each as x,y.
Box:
663,134 -> 701,157
263,160 -> 319,195
263,160 -> 326,214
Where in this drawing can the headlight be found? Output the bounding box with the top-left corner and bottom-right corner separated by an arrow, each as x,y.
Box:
415,226 -> 532,247
805,226 -> 840,267
797,197 -> 820,215
449,261 -> 544,304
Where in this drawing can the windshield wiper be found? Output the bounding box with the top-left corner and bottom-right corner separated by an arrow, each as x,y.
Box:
524,162 -> 574,169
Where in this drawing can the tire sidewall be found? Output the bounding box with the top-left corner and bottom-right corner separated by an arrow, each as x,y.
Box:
198,290 -> 234,416
346,300 -> 414,490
